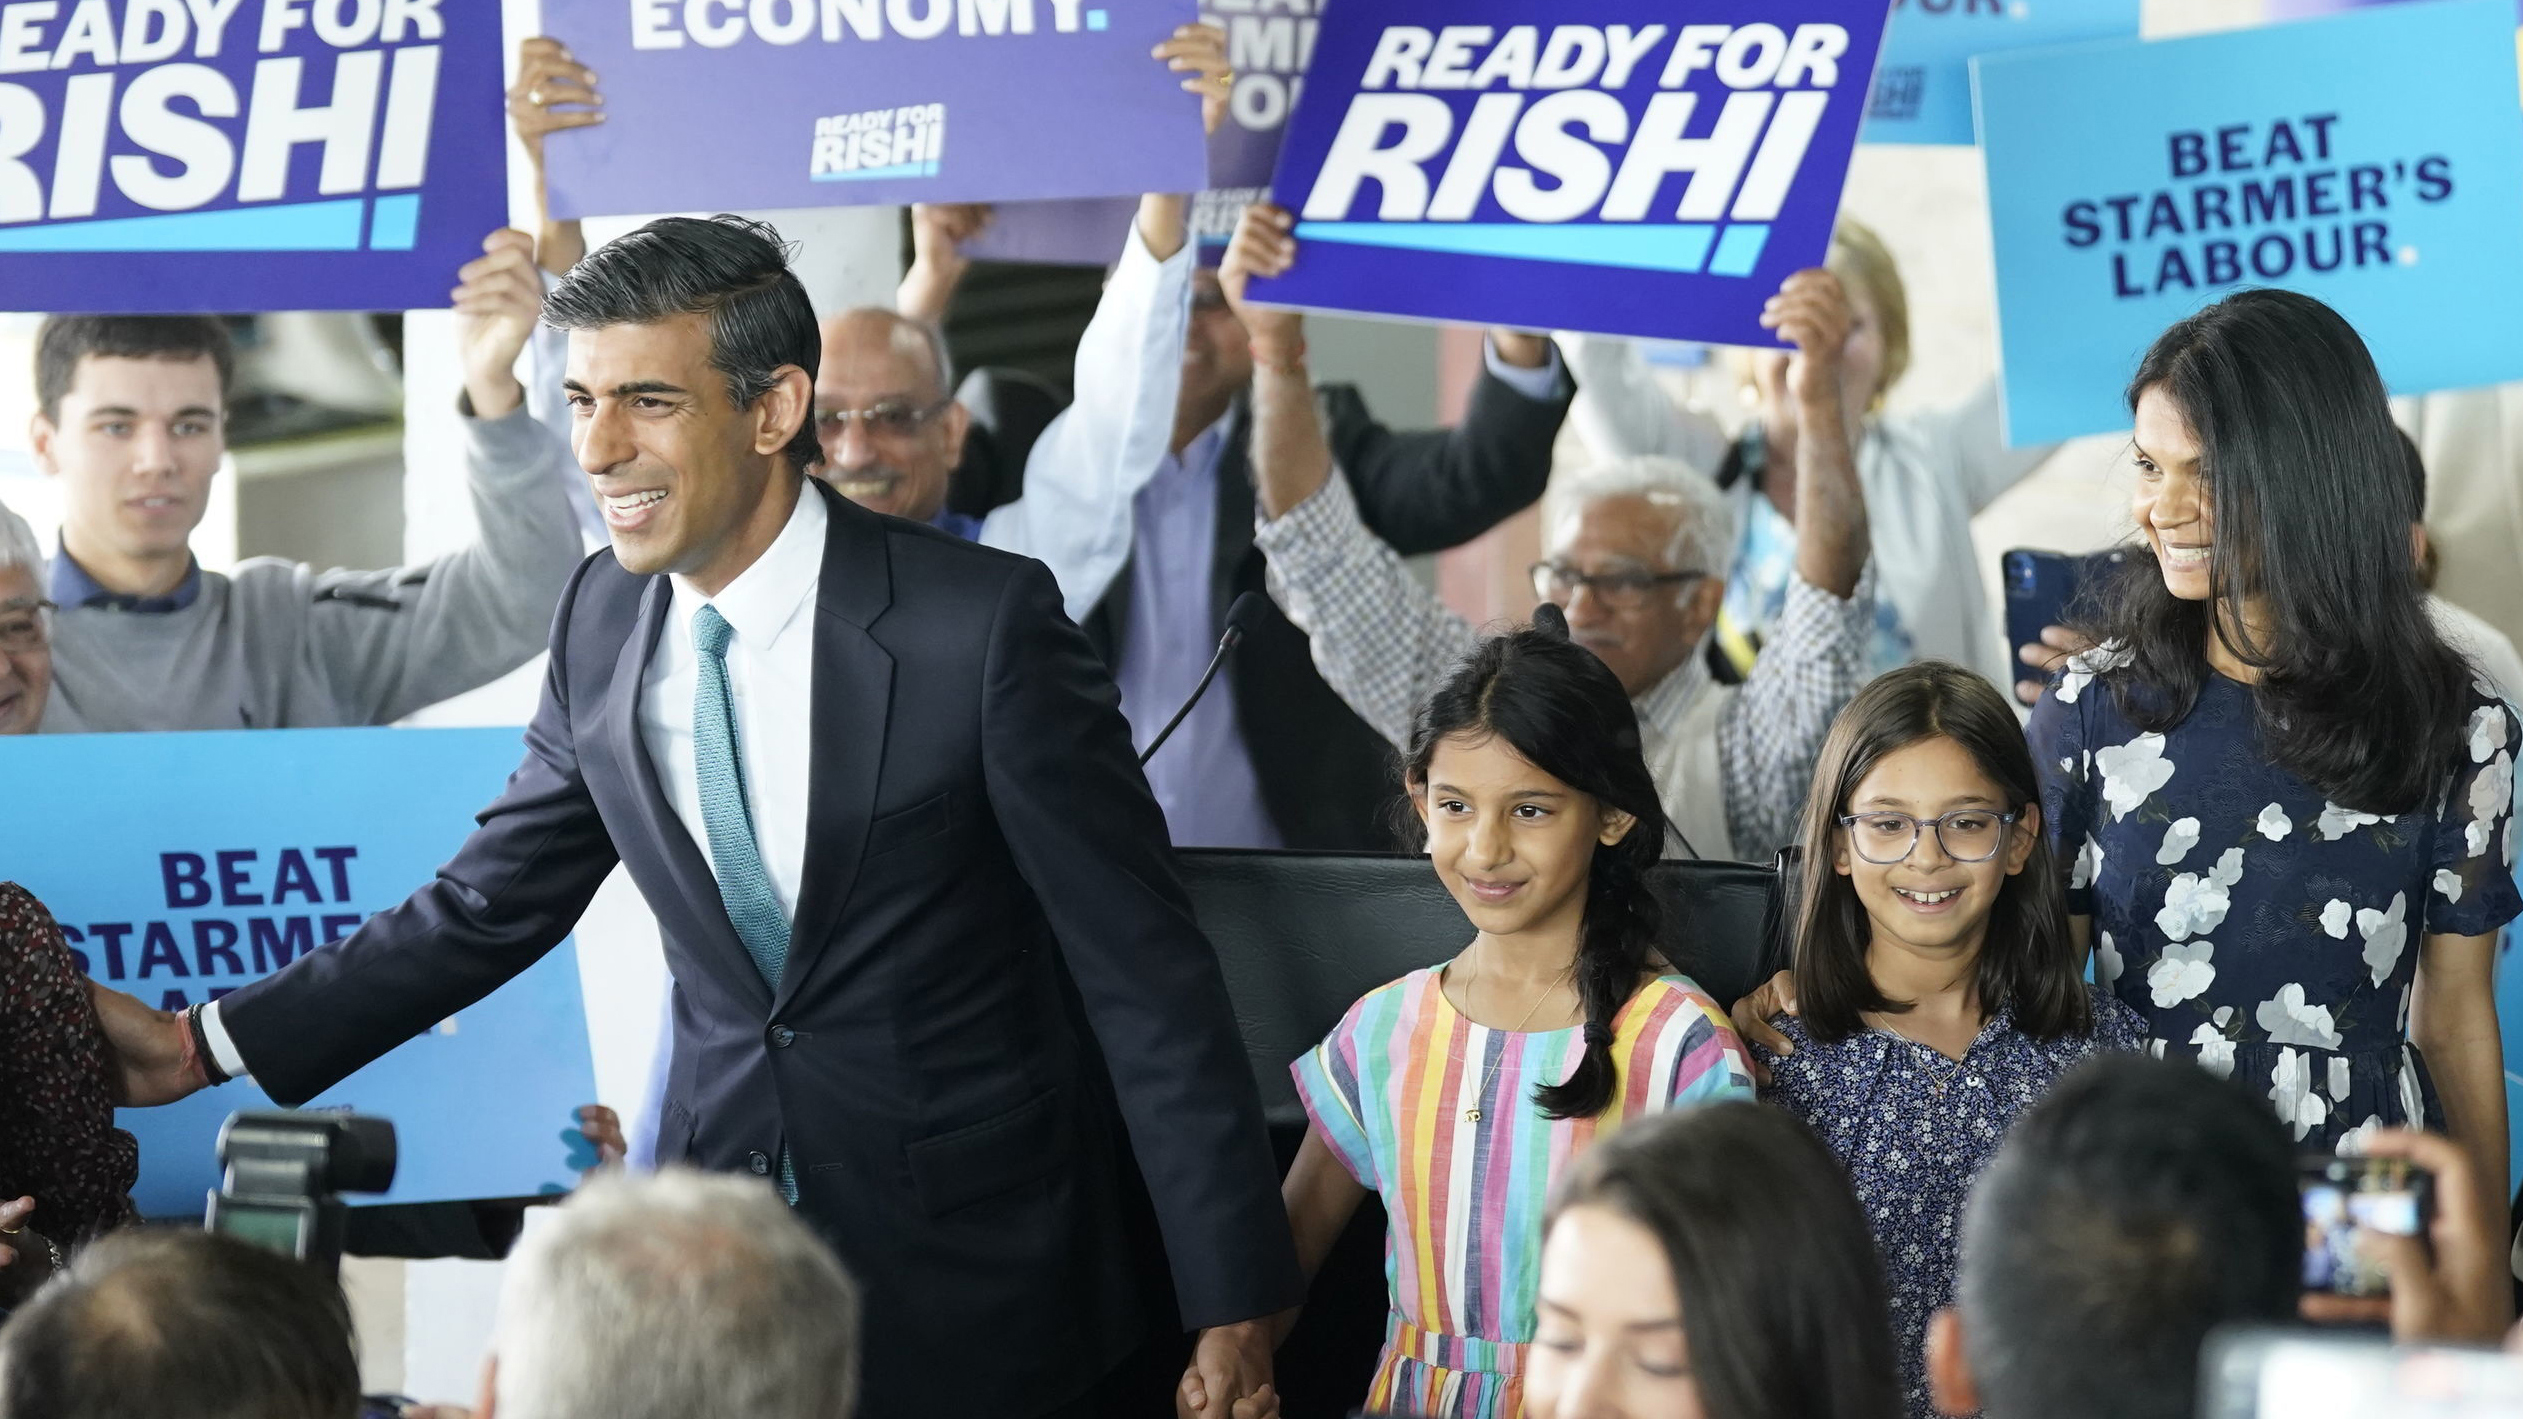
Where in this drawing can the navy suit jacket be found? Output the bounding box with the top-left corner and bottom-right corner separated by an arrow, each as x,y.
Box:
221,480 -> 1304,1414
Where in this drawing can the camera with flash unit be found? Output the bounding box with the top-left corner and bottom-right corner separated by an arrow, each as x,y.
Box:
203,1110 -> 397,1278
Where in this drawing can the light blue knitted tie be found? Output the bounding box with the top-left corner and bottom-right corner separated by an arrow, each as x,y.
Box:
690,604 -> 797,1203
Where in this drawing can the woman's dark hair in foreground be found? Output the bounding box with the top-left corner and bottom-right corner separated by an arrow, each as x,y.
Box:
1550,1102 -> 1902,1419
542,213 -> 824,475
0,1227 -> 361,1419
1400,605 -> 1670,1119
1792,661 -> 2089,1044
2079,287 -> 2468,814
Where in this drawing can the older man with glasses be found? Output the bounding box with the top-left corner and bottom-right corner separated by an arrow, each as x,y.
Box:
1227,203 -> 1877,862
0,502 -> 54,736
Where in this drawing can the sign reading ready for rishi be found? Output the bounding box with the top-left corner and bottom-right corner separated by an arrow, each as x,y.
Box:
0,0 -> 505,312
0,727 -> 598,1216
1248,5 -> 1892,346
541,0 -> 1209,218
1976,0 -> 2523,444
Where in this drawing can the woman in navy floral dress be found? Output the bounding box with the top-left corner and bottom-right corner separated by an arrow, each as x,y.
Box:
2028,291 -> 2518,1190
1752,662 -> 2142,1419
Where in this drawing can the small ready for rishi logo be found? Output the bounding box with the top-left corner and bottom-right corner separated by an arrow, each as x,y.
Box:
810,104 -> 946,181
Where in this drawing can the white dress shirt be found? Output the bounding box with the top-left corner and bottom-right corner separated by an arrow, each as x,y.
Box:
203,484 -> 830,1081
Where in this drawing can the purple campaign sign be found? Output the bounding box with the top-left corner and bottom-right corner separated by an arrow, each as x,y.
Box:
542,0 -> 1209,218
0,0 -> 506,313
1248,5 -> 1892,345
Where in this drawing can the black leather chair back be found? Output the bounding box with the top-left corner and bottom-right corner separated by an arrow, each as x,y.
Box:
1177,847 -> 1795,1128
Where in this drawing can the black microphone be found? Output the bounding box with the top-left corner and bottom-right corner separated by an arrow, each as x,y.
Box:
1140,591 -> 1266,767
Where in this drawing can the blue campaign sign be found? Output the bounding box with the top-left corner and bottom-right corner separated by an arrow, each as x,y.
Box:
1246,4 -> 1893,346
541,0 -> 1209,218
1976,0 -> 2523,445
1861,0 -> 2138,146
0,0 -> 507,312
0,728 -> 597,1217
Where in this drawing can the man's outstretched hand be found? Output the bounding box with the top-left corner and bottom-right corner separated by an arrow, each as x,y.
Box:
84,981 -> 207,1106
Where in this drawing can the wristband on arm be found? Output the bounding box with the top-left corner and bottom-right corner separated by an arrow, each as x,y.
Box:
184,1003 -> 231,1087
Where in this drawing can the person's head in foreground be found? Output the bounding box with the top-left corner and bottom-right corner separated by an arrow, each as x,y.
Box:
1526,1101 -> 1901,1419
0,501 -> 49,734
546,214 -> 819,596
1530,457 -> 1735,699
0,1226 -> 360,1419
1402,608 -> 1666,1119
472,1167 -> 858,1419
1928,1053 -> 2301,1419
2089,286 -> 2470,815
28,316 -> 233,600
1792,660 -> 2089,1042
811,309 -> 967,522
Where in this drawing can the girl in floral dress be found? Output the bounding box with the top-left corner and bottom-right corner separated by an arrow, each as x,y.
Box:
1257,618 -> 1754,1419
2027,290 -> 2518,1202
1751,662 -> 2142,1419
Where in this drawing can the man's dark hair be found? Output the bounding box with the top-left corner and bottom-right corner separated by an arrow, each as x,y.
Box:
35,316 -> 235,422
1956,1054 -> 2301,1419
544,214 -> 821,473
0,1227 -> 361,1419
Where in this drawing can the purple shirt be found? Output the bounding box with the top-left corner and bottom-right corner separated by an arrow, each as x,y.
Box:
1114,415 -> 1284,850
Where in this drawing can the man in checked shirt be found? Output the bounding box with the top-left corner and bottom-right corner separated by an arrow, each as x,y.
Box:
1218,204 -> 1875,863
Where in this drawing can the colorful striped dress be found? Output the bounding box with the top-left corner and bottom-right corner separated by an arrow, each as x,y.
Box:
1292,967 -> 1756,1419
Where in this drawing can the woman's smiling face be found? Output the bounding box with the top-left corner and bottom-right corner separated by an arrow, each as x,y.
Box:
2132,384 -> 2217,602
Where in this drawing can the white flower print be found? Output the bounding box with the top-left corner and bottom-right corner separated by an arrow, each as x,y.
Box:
2094,930 -> 2124,989
2189,1022 -> 2235,1079
2148,940 -> 2215,1008
2210,847 -> 2244,888
2147,1039 -> 2167,1059
2256,983 -> 2344,1050
2465,750 -> 2512,859
2256,803 -> 2293,841
2433,868 -> 2464,905
2336,1115 -> 2385,1157
2315,801 -> 2382,841
2057,665 -> 2093,704
2470,704 -> 2513,764
2070,836 -> 2100,892
2357,892 -> 2409,988
2398,1051 -> 2426,1126
2156,872 -> 2232,941
2157,817 -> 2201,866
2320,899 -> 2353,939
2328,1055 -> 2352,1103
2271,1049 -> 2329,1141
2095,734 -> 2174,820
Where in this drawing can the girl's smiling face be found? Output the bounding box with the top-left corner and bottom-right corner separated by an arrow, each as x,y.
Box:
1835,734 -> 2039,960
1413,731 -> 1635,942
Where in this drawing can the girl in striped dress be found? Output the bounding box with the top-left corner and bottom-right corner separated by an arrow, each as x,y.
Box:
1277,615 -> 1756,1419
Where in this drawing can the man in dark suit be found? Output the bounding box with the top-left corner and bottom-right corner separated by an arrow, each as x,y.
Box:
89,215 -> 1301,1419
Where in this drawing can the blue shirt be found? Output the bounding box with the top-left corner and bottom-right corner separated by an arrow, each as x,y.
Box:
48,546 -> 200,613
1113,414 -> 1284,850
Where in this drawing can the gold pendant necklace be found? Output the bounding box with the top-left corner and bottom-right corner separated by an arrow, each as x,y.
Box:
1461,947 -> 1560,1124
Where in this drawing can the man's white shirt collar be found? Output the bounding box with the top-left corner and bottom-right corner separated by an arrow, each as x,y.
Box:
668,480 -> 826,646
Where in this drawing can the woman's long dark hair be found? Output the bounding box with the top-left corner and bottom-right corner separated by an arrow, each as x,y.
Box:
1401,607 -> 1670,1120
2082,288 -> 2468,813
1792,661 -> 2089,1043
1549,1102 -> 1902,1419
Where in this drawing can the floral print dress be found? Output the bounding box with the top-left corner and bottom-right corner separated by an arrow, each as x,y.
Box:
2028,657 -> 2520,1149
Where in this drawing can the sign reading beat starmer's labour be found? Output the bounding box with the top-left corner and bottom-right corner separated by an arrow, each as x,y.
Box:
1250,2 -> 1892,347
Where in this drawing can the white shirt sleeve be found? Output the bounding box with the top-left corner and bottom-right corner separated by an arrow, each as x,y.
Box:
1482,336 -> 1569,402
1559,333 -> 1734,477
979,221 -> 1194,623
200,1000 -> 254,1083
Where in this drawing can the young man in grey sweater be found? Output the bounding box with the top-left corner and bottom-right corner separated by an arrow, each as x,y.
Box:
29,229 -> 585,732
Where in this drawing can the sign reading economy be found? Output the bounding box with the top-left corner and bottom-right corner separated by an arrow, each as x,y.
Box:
0,0 -> 506,312
1861,0 -> 2138,146
1246,3 -> 1893,347
540,0 -> 1209,218
1976,0 -> 2523,445
0,727 -> 599,1216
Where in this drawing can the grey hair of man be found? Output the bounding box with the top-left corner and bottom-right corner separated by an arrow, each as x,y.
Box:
0,500 -> 41,590
490,1168 -> 860,1419
1543,455 -> 1738,603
